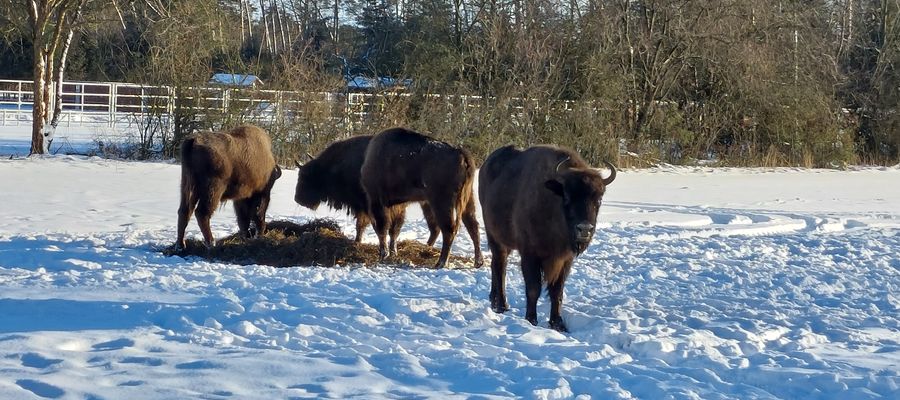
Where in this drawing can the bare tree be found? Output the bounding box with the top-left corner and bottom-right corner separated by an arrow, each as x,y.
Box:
0,0 -> 90,155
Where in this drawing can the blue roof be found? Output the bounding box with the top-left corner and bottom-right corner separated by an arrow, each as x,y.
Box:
209,73 -> 262,87
346,75 -> 412,90
347,76 -> 378,89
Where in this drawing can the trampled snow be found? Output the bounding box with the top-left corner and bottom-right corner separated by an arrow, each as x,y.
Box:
0,156 -> 898,399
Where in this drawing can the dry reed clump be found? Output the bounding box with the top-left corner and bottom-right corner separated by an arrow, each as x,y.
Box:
162,218 -> 475,268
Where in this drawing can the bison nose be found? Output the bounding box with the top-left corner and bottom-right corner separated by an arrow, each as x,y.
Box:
575,223 -> 594,239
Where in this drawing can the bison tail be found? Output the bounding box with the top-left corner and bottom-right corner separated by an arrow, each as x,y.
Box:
180,137 -> 195,166
456,151 -> 477,218
179,137 -> 196,194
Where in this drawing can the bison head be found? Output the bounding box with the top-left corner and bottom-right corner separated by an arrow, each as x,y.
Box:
294,160 -> 325,210
544,160 -> 616,254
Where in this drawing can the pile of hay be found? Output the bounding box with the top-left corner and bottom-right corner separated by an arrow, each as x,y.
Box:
163,219 -> 475,268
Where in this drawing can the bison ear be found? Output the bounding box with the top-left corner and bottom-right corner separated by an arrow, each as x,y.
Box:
544,179 -> 565,197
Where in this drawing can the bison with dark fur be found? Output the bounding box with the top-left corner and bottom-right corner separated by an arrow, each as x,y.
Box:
360,127 -> 483,268
479,145 -> 616,332
294,134 -> 439,248
176,125 -> 282,248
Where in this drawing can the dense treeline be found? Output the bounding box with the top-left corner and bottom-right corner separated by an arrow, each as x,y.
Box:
1,0 -> 898,166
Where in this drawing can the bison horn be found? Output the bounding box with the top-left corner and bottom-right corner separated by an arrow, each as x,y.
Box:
294,160 -> 302,169
601,161 -> 617,186
555,157 -> 571,172
305,151 -> 314,161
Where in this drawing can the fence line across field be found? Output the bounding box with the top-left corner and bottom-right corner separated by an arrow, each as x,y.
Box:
0,79 -> 565,135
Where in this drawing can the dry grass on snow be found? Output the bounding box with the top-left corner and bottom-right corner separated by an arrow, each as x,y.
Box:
163,219 -> 475,268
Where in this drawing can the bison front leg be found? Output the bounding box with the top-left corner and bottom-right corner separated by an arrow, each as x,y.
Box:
462,198 -> 484,268
547,259 -> 572,333
521,255 -> 543,326
421,202 -> 439,247
388,205 -> 406,256
252,194 -> 271,237
431,199 -> 460,269
354,212 -> 370,243
487,233 -> 510,313
368,199 -> 390,261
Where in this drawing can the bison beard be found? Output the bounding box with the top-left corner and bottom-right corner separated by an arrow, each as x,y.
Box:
176,125 -> 282,249
479,145 -> 616,332
360,127 -> 483,269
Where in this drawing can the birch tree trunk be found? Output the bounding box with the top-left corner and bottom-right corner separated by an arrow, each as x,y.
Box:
26,0 -> 86,155
29,0 -> 48,155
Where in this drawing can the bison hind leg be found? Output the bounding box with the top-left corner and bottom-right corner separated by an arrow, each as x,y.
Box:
549,317 -> 568,333
177,184 -> 199,249
462,199 -> 483,268
195,183 -> 225,248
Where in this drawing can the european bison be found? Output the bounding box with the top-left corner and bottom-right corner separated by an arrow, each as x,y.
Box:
479,145 -> 616,332
293,134 -> 439,248
360,127 -> 483,268
176,125 -> 282,248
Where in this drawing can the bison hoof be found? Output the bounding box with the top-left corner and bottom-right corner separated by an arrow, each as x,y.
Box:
491,303 -> 509,313
549,318 -> 569,333
473,257 -> 485,269
526,315 -> 538,326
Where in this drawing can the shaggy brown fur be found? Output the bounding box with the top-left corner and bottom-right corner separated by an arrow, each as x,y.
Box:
479,145 -> 616,332
176,125 -> 282,248
360,127 -> 483,269
293,135 -> 439,247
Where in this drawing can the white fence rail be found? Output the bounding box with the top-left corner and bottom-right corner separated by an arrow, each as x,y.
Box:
0,79 -> 362,128
0,78 -> 418,154
0,78 -> 576,156
0,78 -> 561,131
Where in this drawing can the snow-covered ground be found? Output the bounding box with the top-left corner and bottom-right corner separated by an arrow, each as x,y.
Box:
0,156 -> 898,399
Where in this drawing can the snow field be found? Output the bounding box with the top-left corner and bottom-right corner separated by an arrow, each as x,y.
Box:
0,157 -> 898,399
